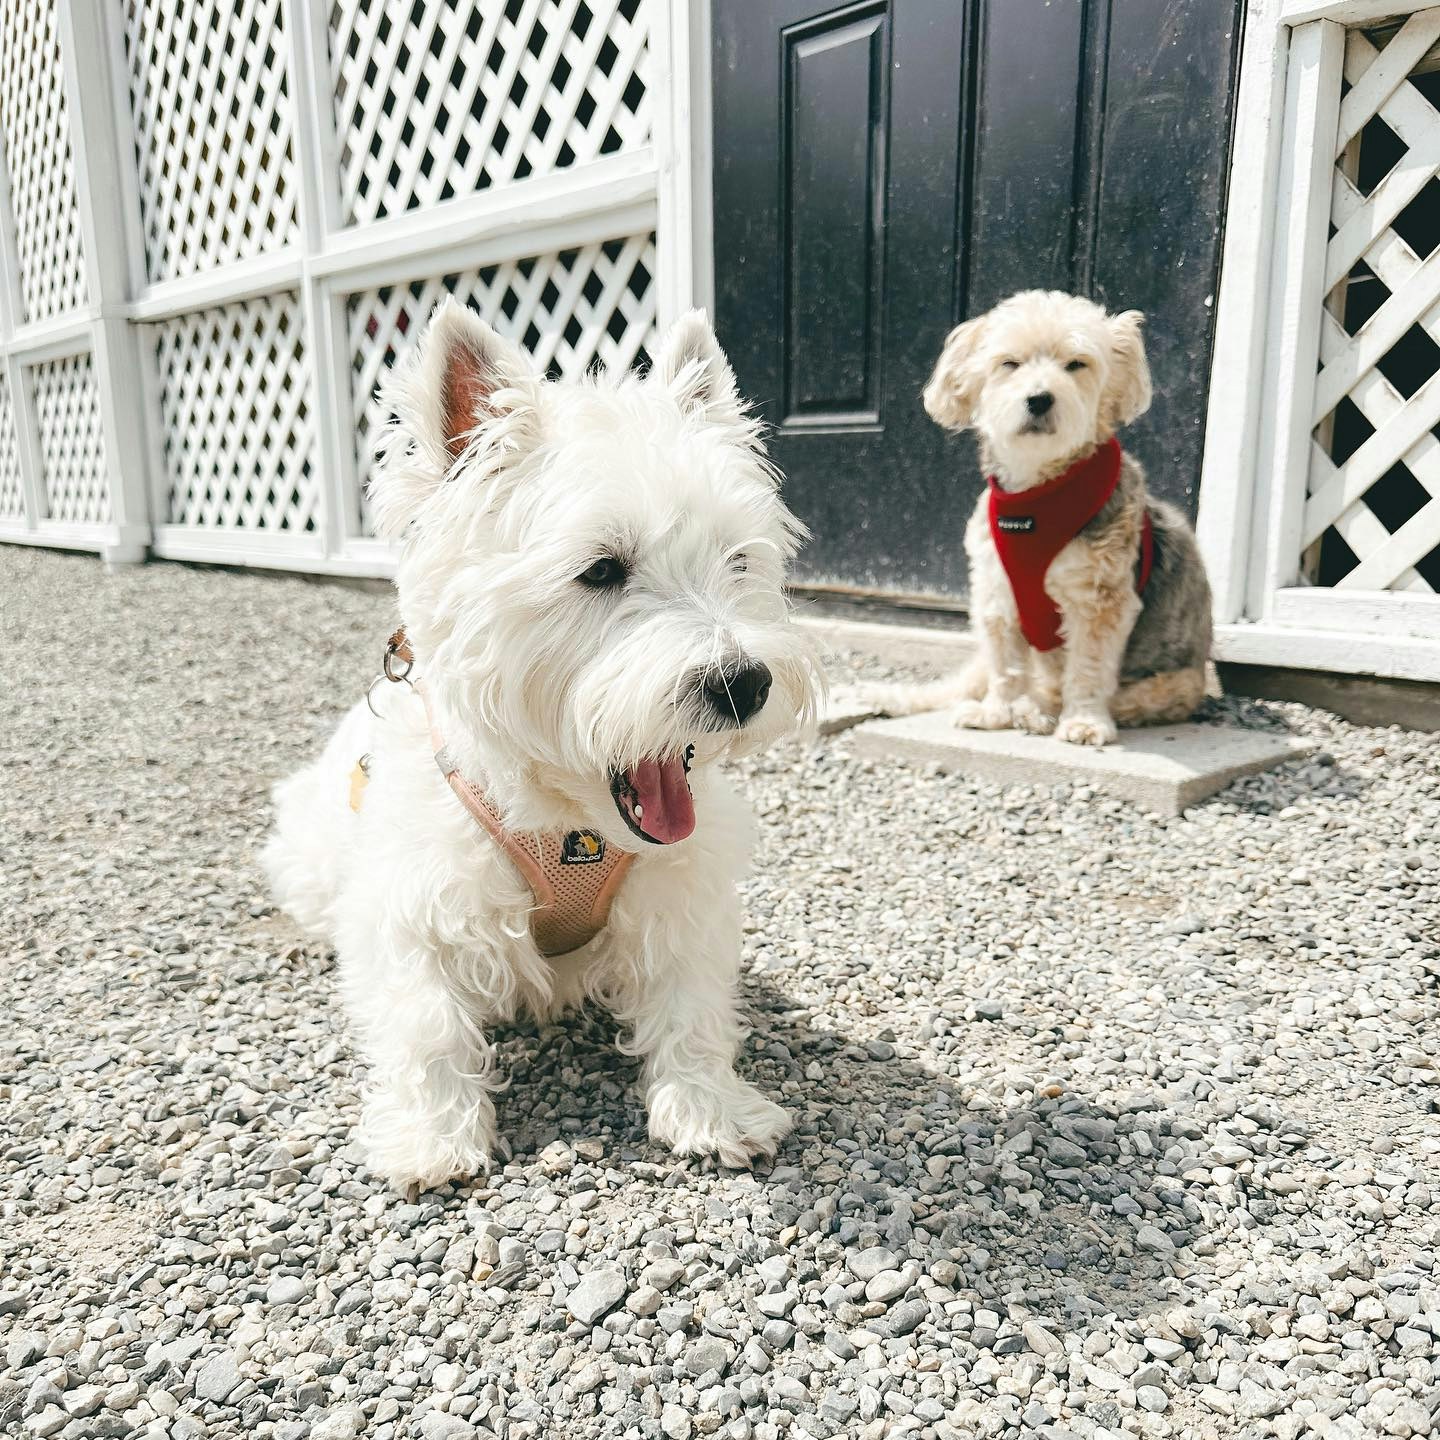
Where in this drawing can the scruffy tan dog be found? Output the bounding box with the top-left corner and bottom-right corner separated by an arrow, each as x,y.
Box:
872,290 -> 1211,745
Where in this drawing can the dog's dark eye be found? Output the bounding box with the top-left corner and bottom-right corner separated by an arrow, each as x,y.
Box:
578,557 -> 628,589
1065,359 -> 1087,372
732,551 -> 748,573
999,360 -> 1019,372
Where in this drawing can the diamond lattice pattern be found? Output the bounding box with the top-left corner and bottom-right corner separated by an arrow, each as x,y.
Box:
153,294 -> 318,531
348,231 -> 657,532
122,0 -> 301,284
1306,15 -> 1440,592
34,355 -> 109,525
330,0 -> 652,227
0,1 -> 87,321
0,379 -> 23,520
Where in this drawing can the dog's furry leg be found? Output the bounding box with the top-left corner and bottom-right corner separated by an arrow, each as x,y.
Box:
1111,666 -> 1206,727
340,920 -> 500,1192
1054,585 -> 1141,746
955,612 -> 1032,730
610,891 -> 788,1169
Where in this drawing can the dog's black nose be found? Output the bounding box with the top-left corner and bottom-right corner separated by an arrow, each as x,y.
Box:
1026,391 -> 1054,416
703,660 -> 773,725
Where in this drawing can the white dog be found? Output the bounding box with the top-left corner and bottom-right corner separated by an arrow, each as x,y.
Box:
263,301 -> 819,1192
864,290 -> 1210,744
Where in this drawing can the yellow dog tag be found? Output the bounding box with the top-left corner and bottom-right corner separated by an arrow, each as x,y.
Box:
348,755 -> 372,812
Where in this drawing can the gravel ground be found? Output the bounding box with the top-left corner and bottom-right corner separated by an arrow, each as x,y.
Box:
2,545 -> 1438,1440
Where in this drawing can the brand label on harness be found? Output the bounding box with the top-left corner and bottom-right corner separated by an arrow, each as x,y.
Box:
996,515 -> 1036,533
561,830 -> 606,865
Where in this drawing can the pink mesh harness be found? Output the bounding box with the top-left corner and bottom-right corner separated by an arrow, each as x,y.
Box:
376,630 -> 633,957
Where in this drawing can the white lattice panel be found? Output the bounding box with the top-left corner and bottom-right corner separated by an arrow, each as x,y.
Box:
1304,15 -> 1440,595
0,1 -> 87,321
34,355 -> 108,525
122,0 -> 301,284
152,294 -> 318,532
330,0 -> 652,227
0,379 -> 23,520
348,231 -> 657,531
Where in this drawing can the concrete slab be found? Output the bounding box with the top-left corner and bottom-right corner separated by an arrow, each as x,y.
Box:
847,711 -> 1315,815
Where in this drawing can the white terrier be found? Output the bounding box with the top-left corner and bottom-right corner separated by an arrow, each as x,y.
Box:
263,301 -> 819,1192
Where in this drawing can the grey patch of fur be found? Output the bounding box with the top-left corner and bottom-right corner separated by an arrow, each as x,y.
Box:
1079,453 -> 1212,682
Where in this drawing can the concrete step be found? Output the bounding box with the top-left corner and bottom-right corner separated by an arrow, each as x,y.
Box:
847,710 -> 1315,815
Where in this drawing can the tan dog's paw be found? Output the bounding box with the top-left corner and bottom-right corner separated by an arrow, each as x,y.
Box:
954,696 -> 1014,730
1010,696 -> 1057,735
1056,712 -> 1117,747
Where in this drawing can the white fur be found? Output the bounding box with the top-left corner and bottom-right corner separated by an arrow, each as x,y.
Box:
263,302 -> 820,1191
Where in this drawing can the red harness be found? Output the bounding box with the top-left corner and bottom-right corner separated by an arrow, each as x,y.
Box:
987,437 -> 1153,652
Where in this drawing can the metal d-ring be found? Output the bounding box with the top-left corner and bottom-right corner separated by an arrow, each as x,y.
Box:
383,641 -> 414,684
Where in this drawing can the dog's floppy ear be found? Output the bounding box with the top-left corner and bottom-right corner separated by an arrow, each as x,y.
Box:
1105,309 -> 1152,427
653,310 -> 742,421
922,315 -> 988,431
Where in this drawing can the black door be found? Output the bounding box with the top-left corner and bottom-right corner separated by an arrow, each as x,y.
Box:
712,0 -> 1243,605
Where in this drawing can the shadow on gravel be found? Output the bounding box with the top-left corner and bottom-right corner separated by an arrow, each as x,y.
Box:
487,974 -> 1191,1328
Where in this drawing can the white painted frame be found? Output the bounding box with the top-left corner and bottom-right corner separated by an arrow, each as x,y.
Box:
1198,0 -> 1440,681
0,0 -> 698,575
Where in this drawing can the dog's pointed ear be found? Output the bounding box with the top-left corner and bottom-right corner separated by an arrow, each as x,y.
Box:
368,299 -> 538,538
1105,309 -> 1152,427
653,310 -> 742,421
922,315 -> 988,431
419,297 -> 537,459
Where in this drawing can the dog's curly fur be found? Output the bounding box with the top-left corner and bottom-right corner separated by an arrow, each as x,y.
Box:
262,302 -> 821,1191
866,290 -> 1211,745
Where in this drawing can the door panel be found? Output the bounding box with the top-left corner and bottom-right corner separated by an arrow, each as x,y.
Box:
712,0 -> 1243,604
782,6 -> 888,426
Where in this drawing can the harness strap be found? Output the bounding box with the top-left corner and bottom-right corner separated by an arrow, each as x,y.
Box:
377,628 -> 634,957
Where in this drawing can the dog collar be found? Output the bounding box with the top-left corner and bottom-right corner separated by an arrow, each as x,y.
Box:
987,437 -> 1152,652
371,630 -> 634,957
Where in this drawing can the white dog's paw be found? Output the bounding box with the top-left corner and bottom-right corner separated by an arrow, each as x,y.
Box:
953,695 -> 1014,730
647,1076 -> 791,1169
1055,712 -> 1117,747
1010,696 -> 1057,735
361,1094 -> 494,1194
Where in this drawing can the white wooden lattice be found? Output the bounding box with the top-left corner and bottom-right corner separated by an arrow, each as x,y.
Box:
152,294 -> 318,531
330,0 -> 653,227
1305,14 -> 1440,594
0,379 -> 23,520
0,0 -> 87,321
34,355 -> 108,525
121,0 -> 301,284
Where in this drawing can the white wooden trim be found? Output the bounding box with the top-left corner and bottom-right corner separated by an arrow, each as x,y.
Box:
307,153 -> 658,288
0,518 -> 147,554
57,0 -> 152,563
1215,619 -> 1440,681
652,0 -> 696,327
1196,0 -> 1290,623
687,0 -> 716,317
1282,0 -> 1439,25
2,355 -> 45,530
129,251 -> 305,324
1251,19 -> 1345,619
1,312 -> 96,363
1271,585 -> 1440,639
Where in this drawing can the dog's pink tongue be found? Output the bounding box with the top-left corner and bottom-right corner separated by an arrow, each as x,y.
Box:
630,757 -> 695,844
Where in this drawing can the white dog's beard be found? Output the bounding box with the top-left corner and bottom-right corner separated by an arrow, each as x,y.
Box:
609,743 -> 695,844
